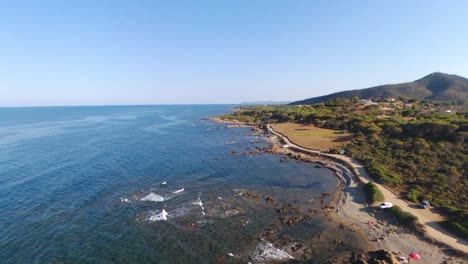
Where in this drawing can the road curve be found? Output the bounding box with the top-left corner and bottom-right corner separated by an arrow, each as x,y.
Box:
267,125 -> 468,253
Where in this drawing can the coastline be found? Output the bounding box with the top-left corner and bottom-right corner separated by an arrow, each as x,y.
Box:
268,124 -> 468,262
212,116 -> 467,263
207,116 -> 258,128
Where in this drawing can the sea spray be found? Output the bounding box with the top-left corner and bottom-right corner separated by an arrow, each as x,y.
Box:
140,192 -> 165,202
147,209 -> 169,222
172,188 -> 184,194
193,192 -> 206,216
250,240 -> 294,262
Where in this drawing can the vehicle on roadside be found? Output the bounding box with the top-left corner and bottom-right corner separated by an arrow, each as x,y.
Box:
419,200 -> 430,209
378,202 -> 393,209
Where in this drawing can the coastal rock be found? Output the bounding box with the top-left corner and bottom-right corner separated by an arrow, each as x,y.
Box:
276,204 -> 302,214
368,250 -> 401,264
265,195 -> 275,203
349,252 -> 369,264
236,189 -> 261,200
280,215 -> 311,226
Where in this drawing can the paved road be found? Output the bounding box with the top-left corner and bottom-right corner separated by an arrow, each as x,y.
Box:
268,125 -> 468,253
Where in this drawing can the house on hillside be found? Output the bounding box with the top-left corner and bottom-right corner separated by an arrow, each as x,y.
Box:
359,99 -> 378,106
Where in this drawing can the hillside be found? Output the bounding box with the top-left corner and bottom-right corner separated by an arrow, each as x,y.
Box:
291,72 -> 468,105
240,101 -> 290,105
221,101 -> 468,240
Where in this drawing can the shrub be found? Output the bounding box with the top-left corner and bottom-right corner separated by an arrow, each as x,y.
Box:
440,220 -> 468,240
388,206 -> 421,231
407,187 -> 422,202
364,182 -> 384,203
439,206 -> 468,239
366,162 -> 404,185
328,148 -> 339,154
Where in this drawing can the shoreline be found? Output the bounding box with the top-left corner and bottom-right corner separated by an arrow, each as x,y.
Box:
212,116 -> 467,263
267,124 -> 468,262
207,116 -> 258,128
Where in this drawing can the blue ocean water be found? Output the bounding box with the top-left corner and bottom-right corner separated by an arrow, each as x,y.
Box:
0,105 -> 358,263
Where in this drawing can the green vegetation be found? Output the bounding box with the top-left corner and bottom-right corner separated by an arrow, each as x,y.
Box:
388,206 -> 422,232
364,182 -> 384,204
439,207 -> 468,239
222,97 -> 468,238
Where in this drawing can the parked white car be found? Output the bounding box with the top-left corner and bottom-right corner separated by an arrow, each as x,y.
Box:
378,202 -> 394,209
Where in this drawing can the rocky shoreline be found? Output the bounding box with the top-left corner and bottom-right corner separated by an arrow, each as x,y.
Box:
211,116 -> 468,264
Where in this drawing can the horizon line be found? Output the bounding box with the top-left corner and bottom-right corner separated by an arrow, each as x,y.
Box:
0,102 -> 261,109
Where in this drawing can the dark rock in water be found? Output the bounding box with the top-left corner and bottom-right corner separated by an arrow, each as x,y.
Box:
236,189 -> 260,200
276,203 -> 302,214
281,215 -> 311,226
265,196 -> 275,203
367,250 -> 400,264
290,243 -> 303,252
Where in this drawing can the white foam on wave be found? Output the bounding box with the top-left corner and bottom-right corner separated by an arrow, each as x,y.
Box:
196,219 -> 214,224
171,206 -> 191,217
223,209 -> 238,217
172,188 -> 184,194
147,209 -> 169,222
250,240 -> 294,262
140,192 -> 165,202
193,192 -> 206,216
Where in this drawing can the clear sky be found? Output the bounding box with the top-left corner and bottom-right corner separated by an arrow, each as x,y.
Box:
1,0 -> 468,106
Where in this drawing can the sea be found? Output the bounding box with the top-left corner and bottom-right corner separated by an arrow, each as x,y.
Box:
0,105 -> 367,264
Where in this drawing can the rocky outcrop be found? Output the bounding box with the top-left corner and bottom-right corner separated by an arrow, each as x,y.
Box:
367,250 -> 401,264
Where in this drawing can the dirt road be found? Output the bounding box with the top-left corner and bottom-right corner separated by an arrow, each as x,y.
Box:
268,125 -> 468,253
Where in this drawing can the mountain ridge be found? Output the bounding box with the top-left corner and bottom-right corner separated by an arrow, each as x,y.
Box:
291,72 -> 468,105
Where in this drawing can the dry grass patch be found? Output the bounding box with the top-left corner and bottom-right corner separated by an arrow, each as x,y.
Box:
271,123 -> 352,151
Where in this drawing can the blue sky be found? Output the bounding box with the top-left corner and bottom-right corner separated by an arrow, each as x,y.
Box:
1,0 -> 468,106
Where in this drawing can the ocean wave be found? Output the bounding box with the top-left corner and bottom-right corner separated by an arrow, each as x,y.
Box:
140,193 -> 165,202
147,209 -> 169,222
192,192 -> 206,216
170,206 -> 191,218
172,188 -> 184,194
